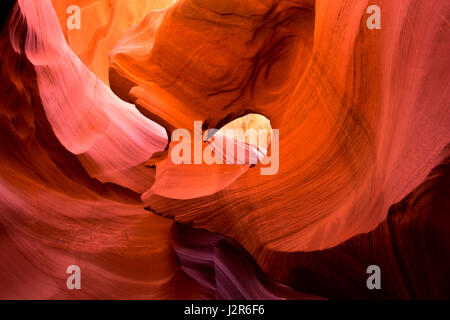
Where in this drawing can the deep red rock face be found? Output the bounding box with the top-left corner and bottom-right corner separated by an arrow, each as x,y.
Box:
0,0 -> 449,299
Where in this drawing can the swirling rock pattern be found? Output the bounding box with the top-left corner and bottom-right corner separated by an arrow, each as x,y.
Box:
0,0 -> 449,299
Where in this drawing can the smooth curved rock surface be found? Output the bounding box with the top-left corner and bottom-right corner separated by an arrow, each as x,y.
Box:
112,0 -> 450,263
0,0 -> 449,299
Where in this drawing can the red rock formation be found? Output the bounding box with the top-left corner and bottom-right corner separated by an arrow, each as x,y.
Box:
171,222 -> 322,299
1,0 -> 449,299
0,0 -> 200,299
51,0 -> 176,84
275,147 -> 450,299
110,0 -> 450,277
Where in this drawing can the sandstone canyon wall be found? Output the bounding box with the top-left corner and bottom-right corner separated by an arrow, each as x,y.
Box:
0,0 -> 449,299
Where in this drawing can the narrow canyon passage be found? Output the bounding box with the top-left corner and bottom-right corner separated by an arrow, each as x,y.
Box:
0,0 -> 449,299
